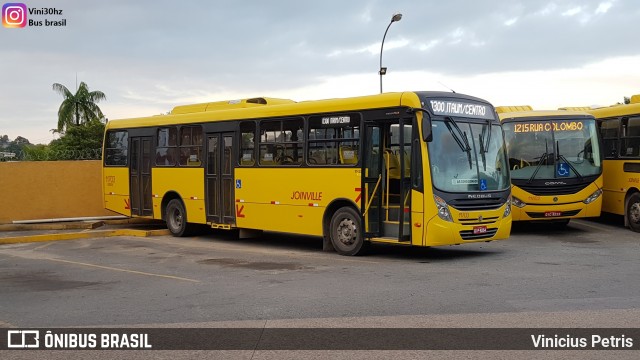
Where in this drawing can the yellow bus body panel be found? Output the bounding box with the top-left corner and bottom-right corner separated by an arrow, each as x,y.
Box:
410,190 -> 425,246
103,167 -> 131,216
601,161 -> 640,215
152,168 -> 206,224
235,168 -> 360,236
510,176 -> 603,221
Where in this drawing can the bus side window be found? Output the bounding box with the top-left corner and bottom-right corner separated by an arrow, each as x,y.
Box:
179,126 -> 203,166
240,121 -> 256,166
155,127 -> 177,166
105,130 -> 129,166
600,118 -> 620,158
622,117 -> 640,157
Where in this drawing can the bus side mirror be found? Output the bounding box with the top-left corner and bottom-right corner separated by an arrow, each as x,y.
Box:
422,117 -> 433,142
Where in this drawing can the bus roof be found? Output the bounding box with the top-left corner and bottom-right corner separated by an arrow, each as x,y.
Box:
171,97 -> 296,115
105,91 -> 495,130
495,105 -> 533,113
558,106 -> 592,111
497,109 -> 593,121
587,94 -> 640,119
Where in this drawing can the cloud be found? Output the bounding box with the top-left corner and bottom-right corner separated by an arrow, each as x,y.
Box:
504,17 -> 519,26
562,6 -> 583,16
1,0 -> 638,143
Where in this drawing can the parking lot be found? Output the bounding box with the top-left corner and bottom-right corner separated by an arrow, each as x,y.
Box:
1,214 -> 639,332
1,217 -> 640,360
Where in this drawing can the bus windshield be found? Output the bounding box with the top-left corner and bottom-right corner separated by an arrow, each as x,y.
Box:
503,119 -> 602,181
428,119 -> 510,192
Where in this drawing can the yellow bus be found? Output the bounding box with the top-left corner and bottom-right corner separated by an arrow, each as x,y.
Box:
587,95 -> 640,232
103,92 -> 512,255
497,106 -> 603,225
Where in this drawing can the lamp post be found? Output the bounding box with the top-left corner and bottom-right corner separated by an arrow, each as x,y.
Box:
379,12 -> 402,94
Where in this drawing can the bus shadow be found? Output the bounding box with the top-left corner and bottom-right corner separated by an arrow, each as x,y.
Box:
365,244 -> 501,262
199,229 -> 323,253
511,221 -> 587,235
198,229 -> 499,261
509,221 -> 601,244
584,212 -> 625,228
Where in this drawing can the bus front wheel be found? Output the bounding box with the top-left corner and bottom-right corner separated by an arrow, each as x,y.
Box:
329,207 -> 364,256
626,193 -> 640,232
166,199 -> 190,237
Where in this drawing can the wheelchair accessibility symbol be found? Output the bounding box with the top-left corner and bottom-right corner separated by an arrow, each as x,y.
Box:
235,179 -> 242,189
556,163 -> 570,177
479,179 -> 488,191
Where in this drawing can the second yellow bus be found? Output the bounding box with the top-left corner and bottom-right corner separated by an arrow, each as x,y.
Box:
497,106 -> 603,225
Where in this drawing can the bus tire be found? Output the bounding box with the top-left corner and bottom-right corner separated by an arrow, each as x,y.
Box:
626,193 -> 640,232
329,207 -> 364,256
166,199 -> 190,237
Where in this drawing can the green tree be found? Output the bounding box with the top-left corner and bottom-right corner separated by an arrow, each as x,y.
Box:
624,96 -> 631,104
0,135 -> 31,155
48,119 -> 105,160
52,81 -> 106,132
21,144 -> 51,161
0,135 -> 9,148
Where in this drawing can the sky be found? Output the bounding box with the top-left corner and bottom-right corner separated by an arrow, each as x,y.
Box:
0,0 -> 638,144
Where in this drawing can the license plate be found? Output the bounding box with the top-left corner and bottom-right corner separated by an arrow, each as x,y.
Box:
473,226 -> 487,235
544,211 -> 562,217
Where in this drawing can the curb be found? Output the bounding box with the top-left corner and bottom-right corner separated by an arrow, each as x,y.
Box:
0,219 -> 164,232
0,228 -> 171,245
0,221 -> 104,232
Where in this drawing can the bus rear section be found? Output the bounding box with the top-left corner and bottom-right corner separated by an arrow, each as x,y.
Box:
588,94 -> 640,232
498,107 -> 604,225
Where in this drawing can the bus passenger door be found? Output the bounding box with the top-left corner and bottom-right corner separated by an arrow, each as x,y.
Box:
362,124 -> 383,237
206,133 -> 235,225
363,120 -> 412,241
129,136 -> 153,216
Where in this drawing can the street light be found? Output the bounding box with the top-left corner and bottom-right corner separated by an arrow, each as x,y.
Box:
379,12 -> 402,94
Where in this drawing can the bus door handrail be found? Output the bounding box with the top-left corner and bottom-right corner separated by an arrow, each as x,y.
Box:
363,175 -> 382,216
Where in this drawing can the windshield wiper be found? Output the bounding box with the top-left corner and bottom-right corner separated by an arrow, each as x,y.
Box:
527,139 -> 551,183
444,116 -> 472,169
479,121 -> 492,171
556,141 -> 583,181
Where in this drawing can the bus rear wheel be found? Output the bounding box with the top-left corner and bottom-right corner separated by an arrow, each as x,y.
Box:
329,207 -> 364,256
626,193 -> 640,232
166,199 -> 190,237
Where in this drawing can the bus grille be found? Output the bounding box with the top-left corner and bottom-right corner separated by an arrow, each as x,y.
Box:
449,198 -> 504,211
458,216 -> 500,225
518,183 -> 590,196
459,228 -> 498,240
525,209 -> 582,218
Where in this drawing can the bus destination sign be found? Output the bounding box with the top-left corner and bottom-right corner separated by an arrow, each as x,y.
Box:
427,100 -> 495,120
513,121 -> 585,133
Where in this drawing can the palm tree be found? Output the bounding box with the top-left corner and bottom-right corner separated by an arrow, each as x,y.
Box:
52,81 -> 106,132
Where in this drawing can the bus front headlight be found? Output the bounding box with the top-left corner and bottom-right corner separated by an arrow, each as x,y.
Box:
433,195 -> 453,222
503,196 -> 512,218
583,189 -> 603,204
512,196 -> 526,208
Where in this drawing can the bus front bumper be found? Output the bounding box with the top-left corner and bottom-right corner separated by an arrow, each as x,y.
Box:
424,204 -> 512,247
